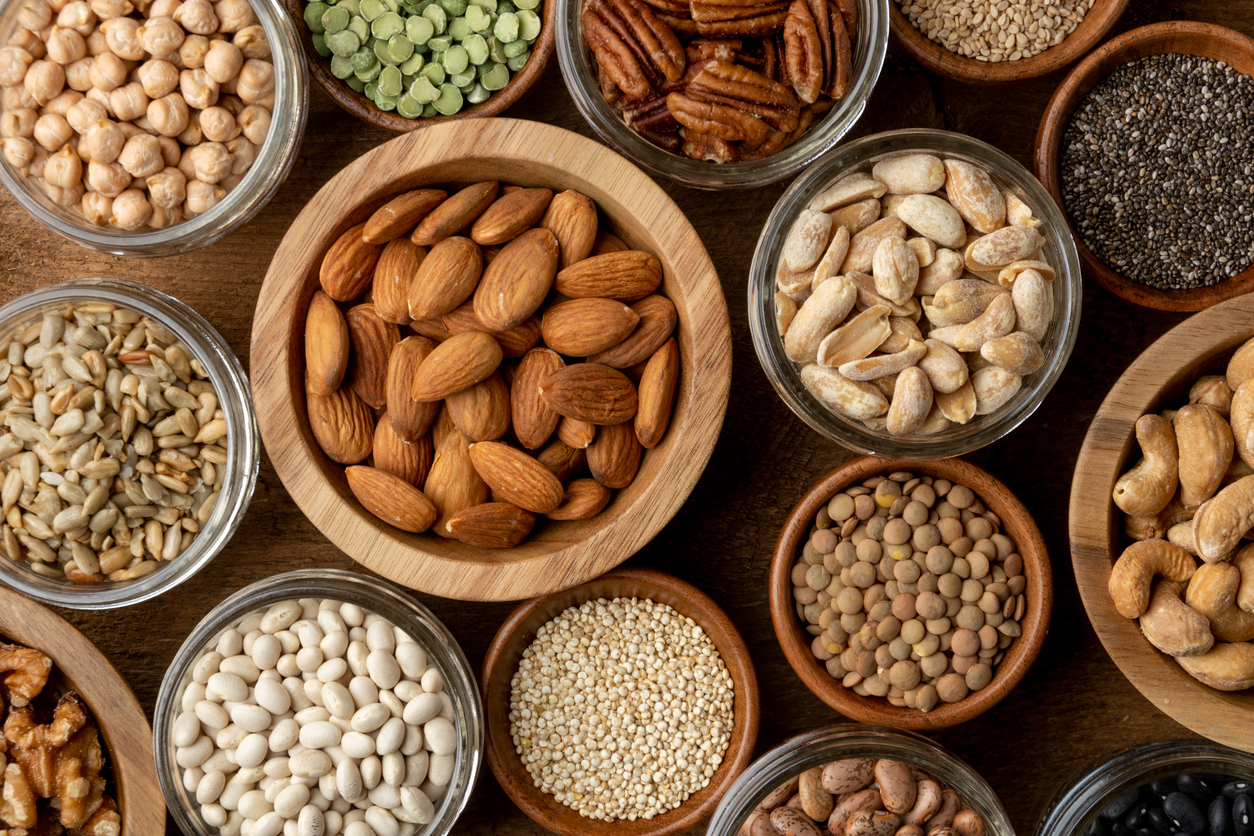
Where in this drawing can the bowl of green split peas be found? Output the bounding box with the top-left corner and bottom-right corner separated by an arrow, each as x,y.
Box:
286,0 -> 553,130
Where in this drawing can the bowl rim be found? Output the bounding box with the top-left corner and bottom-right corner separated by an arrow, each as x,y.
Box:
479,565 -> 761,836
1033,20 -> 1254,311
284,0 -> 556,132
249,116 -> 732,601
1069,292 -> 1254,753
770,456 -> 1053,731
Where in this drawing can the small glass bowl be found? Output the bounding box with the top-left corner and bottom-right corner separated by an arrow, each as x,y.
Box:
0,0 -> 308,257
1037,740 -> 1254,836
0,278 -> 258,609
706,724 -> 1013,836
555,0 -> 888,189
153,569 -> 484,836
748,128 -> 1082,459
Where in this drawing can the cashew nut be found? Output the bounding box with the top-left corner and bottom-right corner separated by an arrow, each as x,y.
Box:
1167,521 -> 1197,555
1190,375 -> 1234,418
1138,579 -> 1213,657
1112,414 -> 1179,517
1227,335 -> 1254,391
1235,544 -> 1254,615
1124,494 -> 1195,542
1173,404 -> 1234,508
1230,379 -> 1254,470
1193,475 -> 1254,563
1176,641 -> 1254,691
1185,562 -> 1254,642
1108,540 -> 1197,619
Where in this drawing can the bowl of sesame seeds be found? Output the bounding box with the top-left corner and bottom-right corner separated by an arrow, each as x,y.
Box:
480,566 -> 760,836
1035,21 -> 1254,311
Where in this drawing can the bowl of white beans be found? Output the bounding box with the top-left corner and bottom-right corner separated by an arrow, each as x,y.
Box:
0,0 -> 307,256
153,569 -> 484,836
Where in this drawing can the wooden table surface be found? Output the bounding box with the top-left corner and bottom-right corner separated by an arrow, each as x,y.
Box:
1,2 -> 1249,833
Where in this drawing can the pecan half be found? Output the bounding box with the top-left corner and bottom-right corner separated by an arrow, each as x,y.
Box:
827,4 -> 853,98
667,91 -> 771,141
807,0 -> 833,92
590,51 -> 624,103
640,128 -> 683,150
657,11 -> 699,34
834,0 -> 856,40
784,0 -> 823,103
680,129 -> 737,162
685,60 -> 801,132
738,127 -> 791,161
583,0 -> 686,101
691,6 -> 789,36
622,94 -> 679,132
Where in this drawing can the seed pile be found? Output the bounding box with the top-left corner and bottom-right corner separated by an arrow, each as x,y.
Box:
509,597 -> 734,821
1061,54 -> 1254,290
895,0 -> 1094,62
1089,774 -> 1254,836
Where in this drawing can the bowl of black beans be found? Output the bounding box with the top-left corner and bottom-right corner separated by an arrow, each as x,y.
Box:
1034,21 -> 1254,312
1038,739 -> 1254,836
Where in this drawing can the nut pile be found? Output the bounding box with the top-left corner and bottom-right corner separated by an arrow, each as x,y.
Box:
0,0 -> 275,230
173,598 -> 457,836
0,641 -> 121,835
895,0 -> 1093,63
792,470 -> 1027,712
0,303 -> 226,584
1109,335 -> 1254,692
744,757 -> 986,836
306,182 -> 680,548
776,153 -> 1057,437
1089,773 -> 1254,836
583,0 -> 857,163
509,596 -> 734,821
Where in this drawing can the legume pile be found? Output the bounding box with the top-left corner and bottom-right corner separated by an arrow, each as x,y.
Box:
1087,774 -> 1254,836
1062,54 -> 1254,291
895,0 -> 1094,63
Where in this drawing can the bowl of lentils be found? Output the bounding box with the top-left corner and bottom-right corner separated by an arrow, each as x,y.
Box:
1035,21 -> 1254,311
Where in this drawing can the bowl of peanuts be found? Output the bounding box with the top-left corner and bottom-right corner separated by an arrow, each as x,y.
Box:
770,457 -> 1051,730
0,0 -> 307,256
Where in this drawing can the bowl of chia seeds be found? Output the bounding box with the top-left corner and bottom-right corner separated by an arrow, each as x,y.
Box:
1035,21 -> 1254,311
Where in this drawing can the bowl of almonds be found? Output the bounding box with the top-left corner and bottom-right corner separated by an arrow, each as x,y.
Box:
750,128 -> 1081,458
250,117 -> 731,601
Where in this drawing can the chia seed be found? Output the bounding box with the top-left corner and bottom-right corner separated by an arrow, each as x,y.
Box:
1059,53 -> 1254,291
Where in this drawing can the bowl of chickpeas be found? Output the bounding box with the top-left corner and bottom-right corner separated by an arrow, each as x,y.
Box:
0,0 -> 307,255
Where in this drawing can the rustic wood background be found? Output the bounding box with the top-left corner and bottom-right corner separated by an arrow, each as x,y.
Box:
1,1 -> 1248,832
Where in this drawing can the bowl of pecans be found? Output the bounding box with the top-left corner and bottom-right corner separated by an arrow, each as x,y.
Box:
555,0 -> 888,187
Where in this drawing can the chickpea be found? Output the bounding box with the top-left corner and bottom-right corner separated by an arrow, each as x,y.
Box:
214,93 -> 242,114
83,29 -> 108,55
212,0 -> 254,32
0,46 -> 35,87
45,27 -> 88,65
24,59 -> 66,105
178,33 -> 208,69
137,58 -> 178,97
17,0 -> 53,31
83,85 -> 112,114
100,17 -> 144,61
145,164 -> 184,208
108,80 -> 147,120
43,143 -> 82,187
44,179 -> 85,207
233,102 -> 267,145
109,187 -> 151,228
32,113 -> 73,150
26,143 -> 50,171
175,117 -> 201,145
218,170 -> 241,190
1,109 -> 38,139
170,0 -> 216,33
156,134 -> 178,164
232,24 -> 268,60
175,144 -> 194,178
234,58 -> 270,105
79,118 -> 124,162
186,140 -> 228,182
86,158 -> 129,195
81,190 -> 112,224
41,89 -> 83,115
223,134 -> 252,173
194,104 -> 234,142
147,201 -> 181,228
146,91 -> 188,136
1,137 -> 36,169
117,131 -> 161,176
178,67 -> 217,109
137,16 -> 184,55
65,96 -> 105,131
148,0 -> 180,15
219,72 -> 236,95
9,30 -> 45,63
202,39 -> 240,84
89,0 -> 134,18
64,55 -> 94,90
183,177 -> 221,214
115,119 -> 142,138
56,1 -> 96,35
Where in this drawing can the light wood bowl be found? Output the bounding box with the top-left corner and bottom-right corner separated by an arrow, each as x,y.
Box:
1034,21 -> 1254,311
480,567 -> 760,836
1070,293 -> 1254,752
283,0 -> 555,132
251,118 -> 731,602
0,586 -> 165,835
770,457 -> 1053,731
889,0 -> 1127,83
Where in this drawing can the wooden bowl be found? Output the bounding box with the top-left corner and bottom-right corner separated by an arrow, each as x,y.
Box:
0,586 -> 165,835
888,0 -> 1128,83
1034,21 -> 1254,311
770,457 -> 1053,731
1070,293 -> 1254,752
283,0 -> 556,132
480,567 -> 760,836
250,118 -> 731,602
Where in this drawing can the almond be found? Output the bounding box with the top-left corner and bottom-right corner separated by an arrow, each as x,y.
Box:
344,304 -> 399,409
363,188 -> 447,244
587,421 -> 642,489
308,386 -> 374,464
346,465 -> 437,533
410,331 -> 503,402
432,404 -> 456,453
470,188 -> 553,245
440,302 -> 542,358
411,181 -> 499,246
554,251 -> 663,301
587,295 -> 677,369
410,318 -> 452,342
467,441 -> 565,513
513,348 -> 565,449
305,290 -> 350,397
546,478 -> 611,520
536,437 -> 587,482
541,298 -> 640,357
592,231 -> 629,255
540,190 -> 598,269
444,502 -> 536,548
320,222 -> 383,302
540,364 -> 638,425
373,413 -> 433,486
635,337 -> 679,449
386,336 -> 439,441
446,371 -> 510,441
373,239 -> 426,324
473,227 -> 559,331
424,429 -> 489,537
557,416 -> 597,449
407,236 -> 482,321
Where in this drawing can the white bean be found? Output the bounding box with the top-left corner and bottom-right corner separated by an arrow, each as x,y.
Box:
176,735 -> 213,768
269,718 -> 299,753
368,781 -> 400,810
348,677 -> 378,710
194,650 -> 224,684
336,758 -> 363,803
232,704 -> 272,733
183,681 -> 207,711
198,769 -> 227,804
320,631 -> 349,660
202,749 -> 237,776
277,654 -> 302,678
262,601 -> 302,633
366,650 -> 400,690
219,775 -> 252,811
365,621 -> 395,654
360,755 -> 381,791
295,706 -> 331,726
402,695 -> 440,727
392,681 -> 421,704
297,646 -> 324,673
338,602 -> 364,627
344,821 -> 372,836
173,710 -> 201,747
297,620 -> 325,649
203,803 -> 229,827
381,752 -> 404,788
239,789 -> 273,819
322,682 -> 354,720
208,672 -> 247,702
317,658 -> 348,685
264,757 -> 292,779
427,753 -> 454,787
289,749 -> 333,779
216,724 -> 248,750
184,765 -> 205,793
237,733 -> 269,768
418,668 -> 442,694
317,609 -> 346,635
394,644 -> 426,680
298,721 -> 341,750
218,628 -> 245,657
375,718 -> 404,757
221,655 -> 261,682
364,806 -> 399,836
422,718 -> 455,757
243,631 -> 263,657
252,811 -> 285,836
275,783 -> 311,817
303,678 -> 326,707
276,630 -> 300,654
350,703 -> 388,733
252,634 -> 282,670
404,752 -> 427,787
318,771 -> 340,803
400,724 -> 422,758
299,805 -> 326,836
379,690 -> 404,720
346,642 -> 369,677
400,787 -> 433,825
256,678 -> 292,715
340,731 -> 374,760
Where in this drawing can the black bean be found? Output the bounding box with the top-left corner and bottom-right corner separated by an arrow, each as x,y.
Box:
1109,790 -> 1148,819
1211,796 -> 1233,836
1233,794 -> 1253,836
1166,793 -> 1207,835
1141,828 -> 1164,836
1153,807 -> 1185,835
1226,784 -> 1254,800
1181,776 -> 1218,803
1129,805 -> 1153,829
1154,780 -> 1182,799
1116,822 -> 1136,836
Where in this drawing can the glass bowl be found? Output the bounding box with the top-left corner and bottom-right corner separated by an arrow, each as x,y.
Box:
0,0 -> 308,257
555,0 -> 889,189
706,724 -> 1013,836
0,278 -> 258,609
1037,740 -> 1254,836
749,128 -> 1083,459
153,569 -> 484,836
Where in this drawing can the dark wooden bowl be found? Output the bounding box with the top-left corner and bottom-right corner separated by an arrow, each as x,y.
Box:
769,457 -> 1052,731
481,567 -> 760,836
283,0 -> 556,132
889,0 -> 1128,83
1034,21 -> 1254,311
